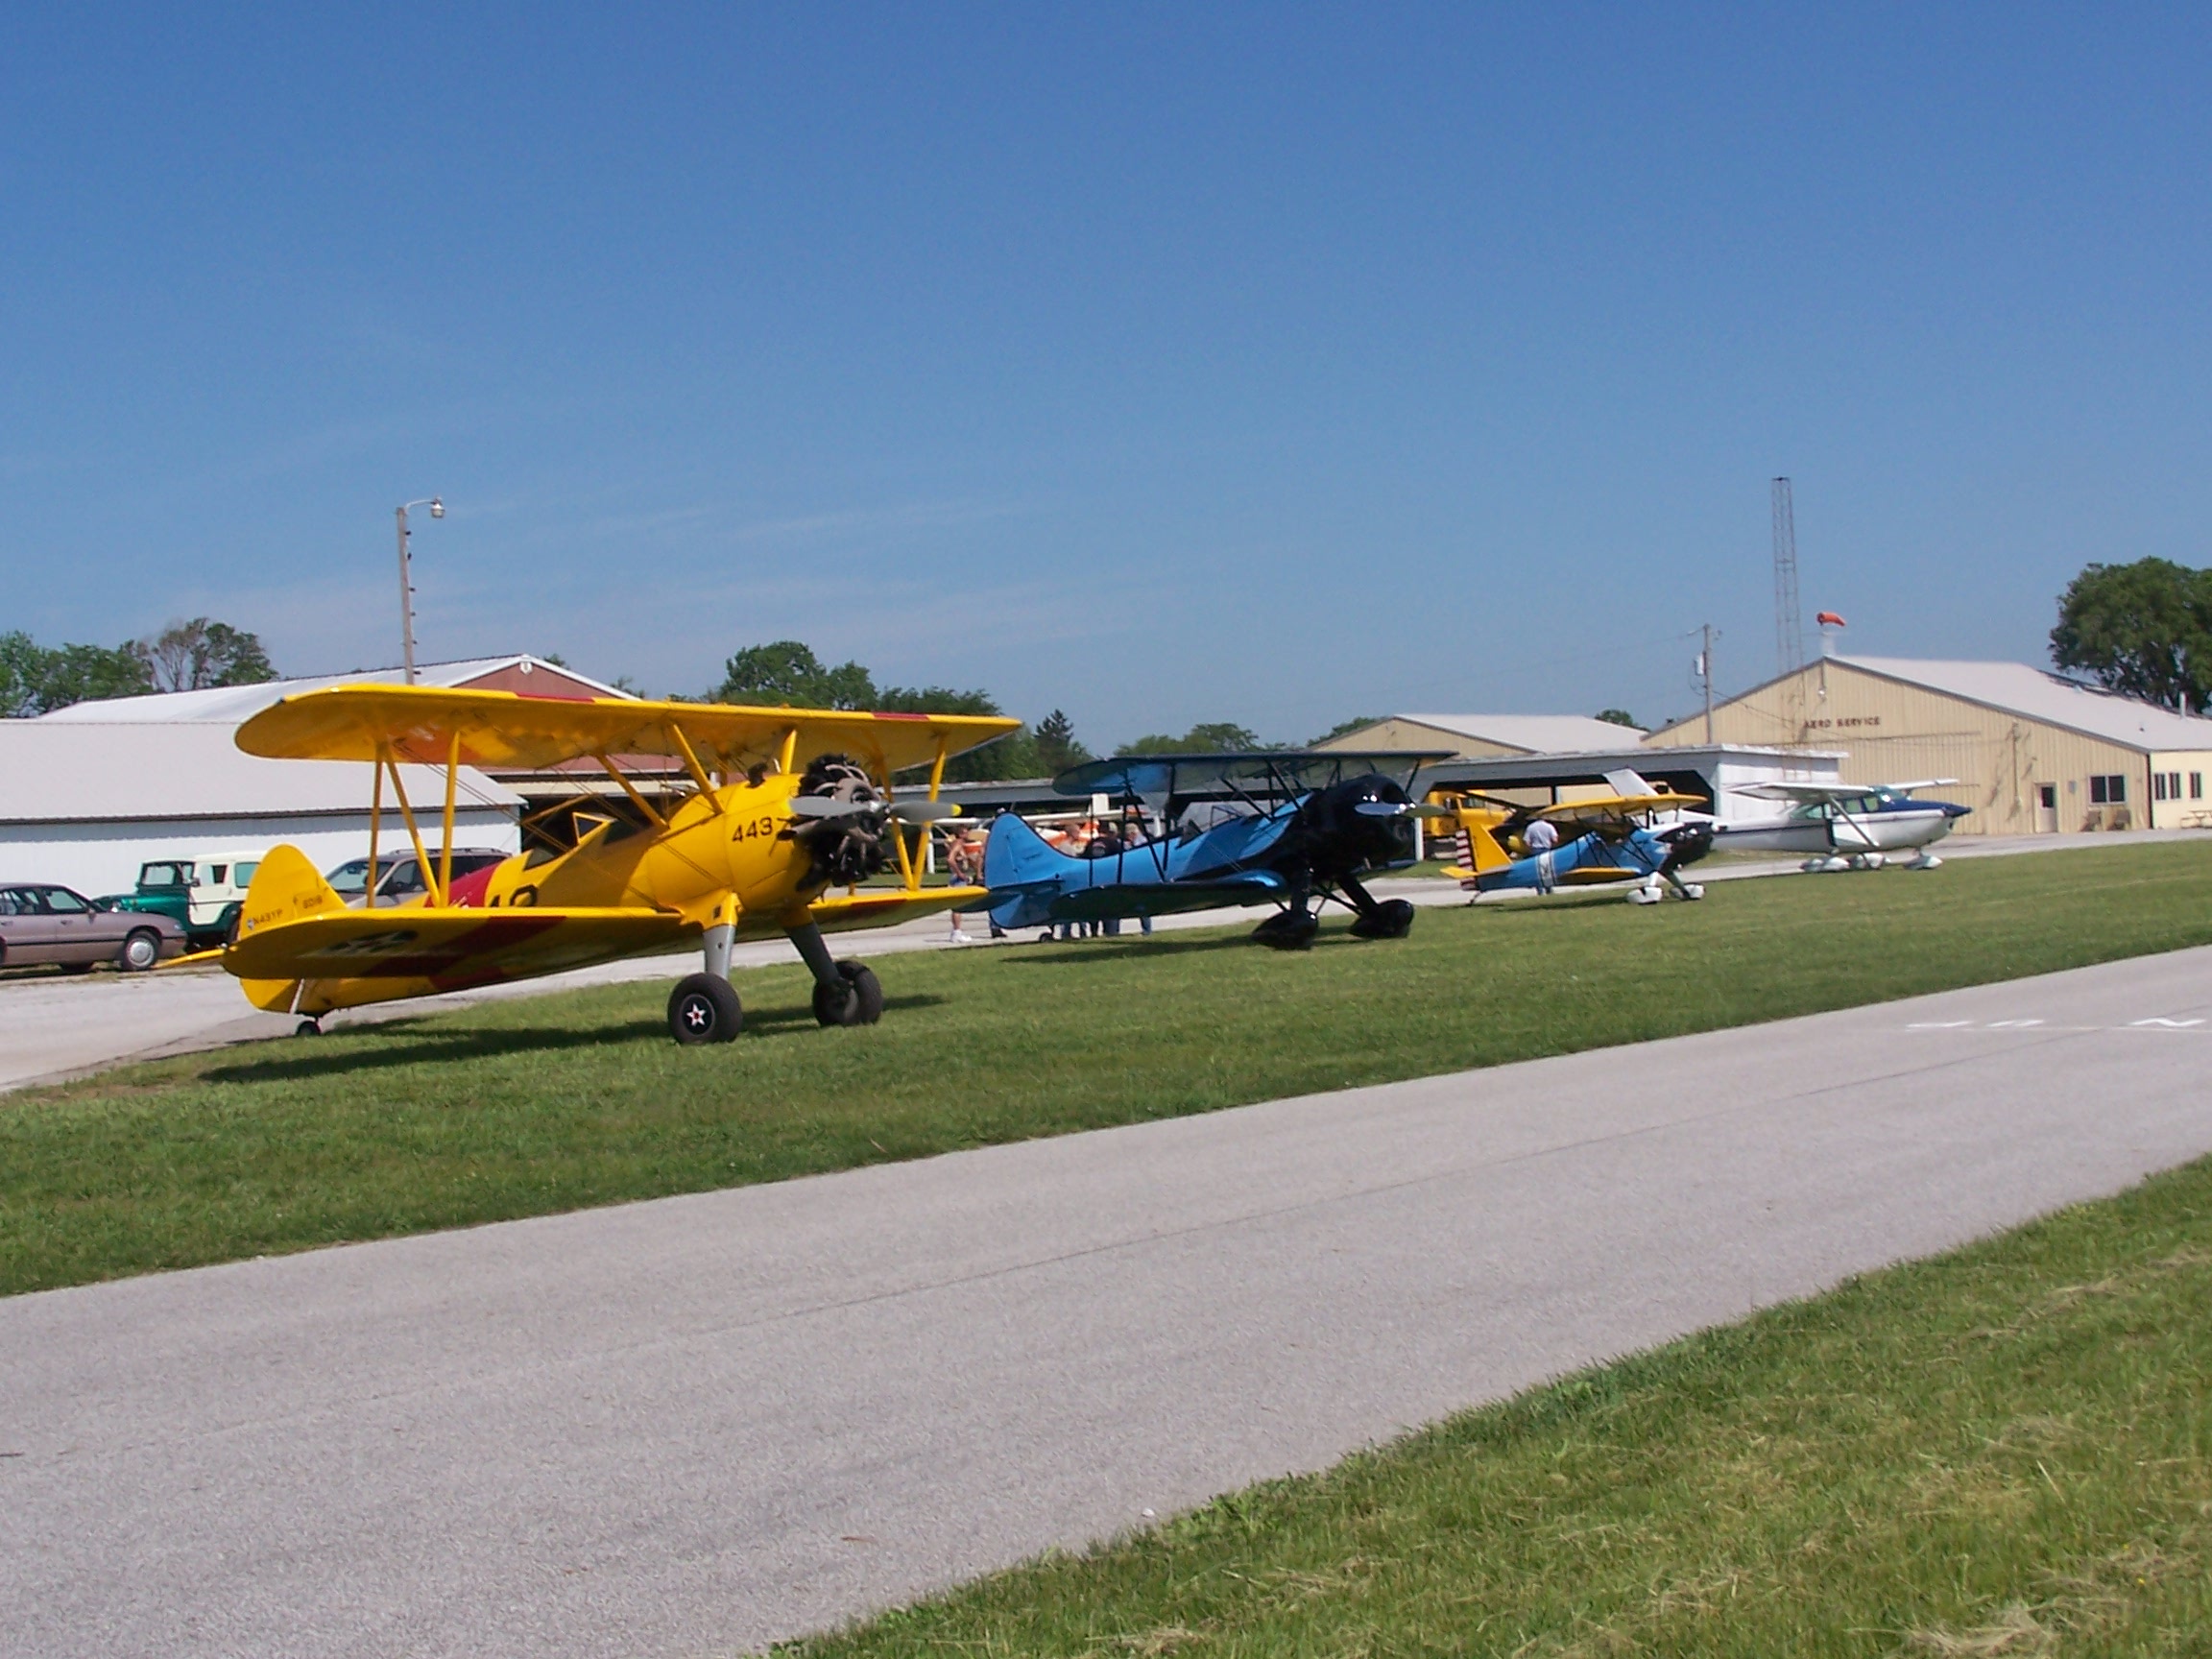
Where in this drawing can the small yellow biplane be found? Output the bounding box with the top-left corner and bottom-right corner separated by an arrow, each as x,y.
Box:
219,685 -> 1018,1042
1438,768 -> 1717,905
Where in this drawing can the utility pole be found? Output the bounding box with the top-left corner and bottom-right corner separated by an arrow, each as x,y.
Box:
1771,477 -> 1803,677
1697,624 -> 1718,744
395,496 -> 445,684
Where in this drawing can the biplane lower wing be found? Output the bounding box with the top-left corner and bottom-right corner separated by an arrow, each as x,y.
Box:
806,886 -> 989,935
1043,876 -> 1284,923
228,905 -> 695,1002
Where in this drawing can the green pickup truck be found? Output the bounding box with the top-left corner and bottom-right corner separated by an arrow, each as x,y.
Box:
100,854 -> 263,950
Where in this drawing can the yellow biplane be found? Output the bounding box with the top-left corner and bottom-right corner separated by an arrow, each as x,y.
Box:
1437,768 -> 1717,905
218,685 -> 1018,1042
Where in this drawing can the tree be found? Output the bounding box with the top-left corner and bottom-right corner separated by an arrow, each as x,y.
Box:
2051,558 -> 2212,712
878,683 -> 1037,781
1595,708 -> 1640,729
0,631 -> 44,717
711,640 -> 878,709
36,641 -> 156,709
1124,722 -> 1265,755
1309,714 -> 1384,745
1033,709 -> 1092,776
133,617 -> 277,692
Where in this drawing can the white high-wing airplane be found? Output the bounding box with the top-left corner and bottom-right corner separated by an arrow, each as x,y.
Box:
1714,780 -> 1972,871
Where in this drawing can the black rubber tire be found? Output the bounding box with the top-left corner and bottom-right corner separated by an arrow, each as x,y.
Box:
117,928 -> 164,973
1251,909 -> 1321,950
1350,899 -> 1417,940
812,961 -> 884,1027
223,907 -> 243,948
295,1019 -> 323,1038
668,973 -> 742,1044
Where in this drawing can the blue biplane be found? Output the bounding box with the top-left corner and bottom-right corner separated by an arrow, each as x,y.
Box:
978,751 -> 1453,949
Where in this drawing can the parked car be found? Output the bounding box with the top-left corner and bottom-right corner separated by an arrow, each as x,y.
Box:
325,848 -> 510,906
0,884 -> 186,973
97,853 -> 263,950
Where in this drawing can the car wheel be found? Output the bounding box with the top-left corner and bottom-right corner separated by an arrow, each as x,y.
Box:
119,929 -> 163,973
667,973 -> 742,1044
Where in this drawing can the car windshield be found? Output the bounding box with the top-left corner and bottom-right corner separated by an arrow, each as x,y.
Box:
326,854 -> 404,896
140,862 -> 193,886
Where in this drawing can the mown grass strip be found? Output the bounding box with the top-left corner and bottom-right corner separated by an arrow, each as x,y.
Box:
2,842 -> 2209,1297
781,1156 -> 2212,1658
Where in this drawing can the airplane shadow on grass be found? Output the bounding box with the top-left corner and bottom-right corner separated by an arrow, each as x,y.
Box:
200,994 -> 949,1083
1003,931 -> 1372,968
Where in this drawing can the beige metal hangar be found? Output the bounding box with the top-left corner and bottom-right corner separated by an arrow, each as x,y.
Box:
1642,655 -> 2212,834
1314,713 -> 1649,757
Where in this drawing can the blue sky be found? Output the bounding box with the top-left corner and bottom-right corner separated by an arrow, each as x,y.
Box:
5,5 -> 2207,744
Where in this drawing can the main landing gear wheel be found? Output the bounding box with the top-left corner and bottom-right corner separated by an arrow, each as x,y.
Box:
1251,909 -> 1321,950
668,973 -> 742,1045
118,928 -> 162,973
295,1018 -> 323,1038
813,961 -> 884,1027
1350,899 -> 1417,940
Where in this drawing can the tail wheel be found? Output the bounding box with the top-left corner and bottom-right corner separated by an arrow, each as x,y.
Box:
668,973 -> 742,1045
1350,898 -> 1416,940
118,929 -> 162,973
813,961 -> 884,1026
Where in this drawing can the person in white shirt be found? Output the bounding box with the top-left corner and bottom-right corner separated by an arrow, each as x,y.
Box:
1523,813 -> 1560,893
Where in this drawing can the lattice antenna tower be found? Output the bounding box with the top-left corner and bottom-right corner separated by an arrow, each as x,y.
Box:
1771,476 -> 1804,676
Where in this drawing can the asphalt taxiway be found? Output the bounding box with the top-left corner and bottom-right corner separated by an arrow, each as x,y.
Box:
3,946 -> 2208,1657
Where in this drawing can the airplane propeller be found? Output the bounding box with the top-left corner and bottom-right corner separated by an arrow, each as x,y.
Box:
786,795 -> 962,826
1353,801 -> 1459,819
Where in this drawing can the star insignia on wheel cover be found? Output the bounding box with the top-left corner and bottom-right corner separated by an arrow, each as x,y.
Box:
685,1002 -> 709,1028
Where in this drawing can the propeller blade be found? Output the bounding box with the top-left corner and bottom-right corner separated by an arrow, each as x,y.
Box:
1354,800 -> 1459,819
889,800 -> 962,824
787,794 -> 886,819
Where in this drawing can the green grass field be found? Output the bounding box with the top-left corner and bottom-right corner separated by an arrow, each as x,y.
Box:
2,841 -> 2208,1298
781,1153 -> 2212,1658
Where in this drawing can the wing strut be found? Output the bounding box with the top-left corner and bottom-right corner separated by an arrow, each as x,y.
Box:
437,730 -> 460,906
665,722 -> 723,812
596,756 -> 667,830
384,757 -> 436,902
366,748 -> 384,909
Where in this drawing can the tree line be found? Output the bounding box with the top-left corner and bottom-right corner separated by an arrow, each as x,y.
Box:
1,618 -> 276,717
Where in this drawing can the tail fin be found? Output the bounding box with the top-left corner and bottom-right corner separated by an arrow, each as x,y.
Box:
236,844 -> 345,941
981,810 -> 1084,893
232,844 -> 346,1014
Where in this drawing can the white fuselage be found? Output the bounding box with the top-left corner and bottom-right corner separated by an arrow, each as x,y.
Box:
1715,802 -> 1963,856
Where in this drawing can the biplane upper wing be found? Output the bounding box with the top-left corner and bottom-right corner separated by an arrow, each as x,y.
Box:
236,685 -> 1021,778
1055,750 -> 1454,803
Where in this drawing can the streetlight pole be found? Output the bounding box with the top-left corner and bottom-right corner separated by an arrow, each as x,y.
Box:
395,496 -> 445,684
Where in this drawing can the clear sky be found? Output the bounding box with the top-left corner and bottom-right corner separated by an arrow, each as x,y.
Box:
5,5 -> 2207,745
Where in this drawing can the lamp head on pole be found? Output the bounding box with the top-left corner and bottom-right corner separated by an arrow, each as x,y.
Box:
428,497 -> 445,519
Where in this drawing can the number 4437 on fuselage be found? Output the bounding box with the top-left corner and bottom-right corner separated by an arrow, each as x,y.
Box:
215,685 -> 1018,1043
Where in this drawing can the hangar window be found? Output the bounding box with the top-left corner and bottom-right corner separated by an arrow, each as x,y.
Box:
2154,771 -> 2182,802
2193,773 -> 2204,800
2089,774 -> 2128,805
